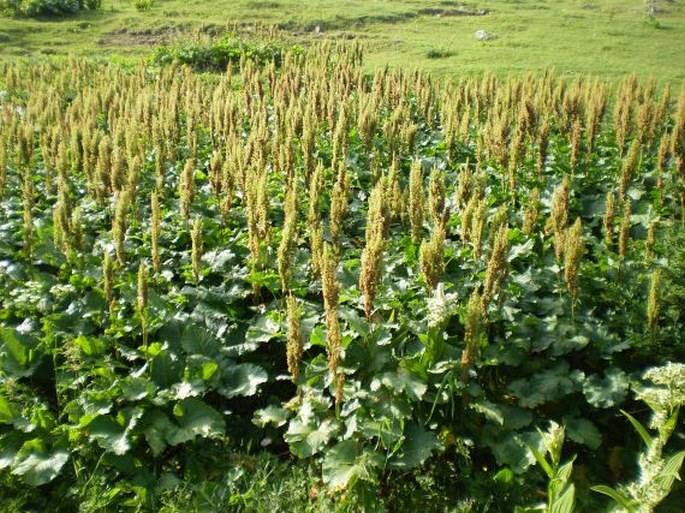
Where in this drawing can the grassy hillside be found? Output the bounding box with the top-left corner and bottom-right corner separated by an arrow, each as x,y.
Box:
1,0 -> 684,81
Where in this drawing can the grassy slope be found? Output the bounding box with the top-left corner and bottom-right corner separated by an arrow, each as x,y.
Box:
0,0 -> 684,82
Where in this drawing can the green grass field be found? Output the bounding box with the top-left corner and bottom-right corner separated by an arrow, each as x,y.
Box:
1,0 -> 685,82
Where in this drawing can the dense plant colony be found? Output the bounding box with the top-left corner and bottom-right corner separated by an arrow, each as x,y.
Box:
0,43 -> 684,510
0,0 -> 101,17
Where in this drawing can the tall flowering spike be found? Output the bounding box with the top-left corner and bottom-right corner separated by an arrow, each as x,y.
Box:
428,163 -> 447,228
460,195 -> 477,244
656,131 -> 670,179
603,190 -> 615,248
564,218 -> 584,301
481,224 -> 509,312
329,177 -> 348,254
408,159 -> 425,244
137,260 -> 148,318
471,198 -> 488,260
618,199 -> 632,260
461,289 -> 482,384
488,205 -> 508,249
455,163 -> 474,212
111,145 -> 126,193
387,158 -> 404,223
52,203 -> 66,255
419,223 -> 446,290
671,82 -> 685,179
286,293 -> 303,385
360,179 -> 386,318
151,191 -> 162,274
619,138 -> 640,202
647,269 -> 661,338
645,221 -> 657,261
256,169 -> 271,242
321,243 -> 340,320
537,119 -> 550,176
179,159 -> 195,219
522,188 -> 540,235
549,179 -> 569,261
278,180 -> 299,293
322,244 -> 344,406
308,161 -> 324,226
570,117 -> 582,173
614,84 -> 633,154
245,170 -> 263,297
96,135 -> 112,201
112,190 -> 130,266
103,252 -> 115,314
71,207 -> 84,253
191,216 -> 203,284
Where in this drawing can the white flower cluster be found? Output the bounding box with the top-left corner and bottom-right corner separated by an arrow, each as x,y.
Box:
426,283 -> 459,328
637,362 -> 685,429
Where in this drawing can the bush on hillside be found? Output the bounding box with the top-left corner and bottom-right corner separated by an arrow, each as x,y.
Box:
150,34 -> 301,72
1,0 -> 101,17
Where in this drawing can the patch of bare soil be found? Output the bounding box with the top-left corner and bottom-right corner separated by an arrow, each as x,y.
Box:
98,26 -> 187,47
418,6 -> 489,17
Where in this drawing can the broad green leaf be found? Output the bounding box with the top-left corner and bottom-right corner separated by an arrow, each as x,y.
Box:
509,363 -> 576,408
245,313 -> 281,344
493,468 -> 515,484
322,440 -> 383,489
167,398 -> 225,446
181,323 -> 222,357
471,400 -> 504,426
485,431 -> 538,473
0,326 -> 38,377
550,483 -> 575,513
202,360 -> 219,381
203,249 -> 237,272
514,506 -> 545,513
563,416 -> 602,449
151,350 -> 183,389
654,450 -> 685,493
0,431 -> 25,469
253,405 -> 289,428
389,423 -> 440,470
358,418 -> 404,448
218,363 -> 267,398
88,415 -> 131,455
499,404 -> 534,430
378,369 -> 427,401
621,410 -> 653,448
579,369 -> 629,408
142,409 -> 175,456
169,380 -> 205,400
591,485 -> 637,511
119,376 -> 155,402
0,395 -> 17,424
555,458 -> 576,484
285,418 -> 338,458
11,449 -> 70,486
527,443 -> 553,479
0,326 -> 31,366
508,239 -> 535,262
74,335 -> 107,357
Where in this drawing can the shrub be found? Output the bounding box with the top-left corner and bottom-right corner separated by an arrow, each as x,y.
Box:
1,0 -> 101,17
426,47 -> 453,59
134,0 -> 153,12
150,34 -> 301,72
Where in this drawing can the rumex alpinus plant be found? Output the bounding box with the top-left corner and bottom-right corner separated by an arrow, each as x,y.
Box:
0,43 -> 683,512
